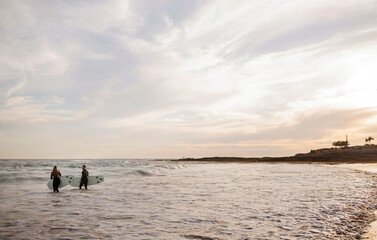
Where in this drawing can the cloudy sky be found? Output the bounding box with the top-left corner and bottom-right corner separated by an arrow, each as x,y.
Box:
1,0 -> 377,159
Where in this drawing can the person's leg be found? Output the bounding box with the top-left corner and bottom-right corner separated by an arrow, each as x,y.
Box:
79,180 -> 83,189
55,178 -> 60,192
84,179 -> 88,189
53,178 -> 59,192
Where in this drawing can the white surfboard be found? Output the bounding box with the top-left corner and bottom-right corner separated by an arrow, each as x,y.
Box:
69,175 -> 104,187
47,175 -> 74,190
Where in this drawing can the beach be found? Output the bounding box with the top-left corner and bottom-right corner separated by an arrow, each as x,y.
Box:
1,159 -> 377,239
2,1 -> 377,239
336,164 -> 377,240
176,145 -> 377,164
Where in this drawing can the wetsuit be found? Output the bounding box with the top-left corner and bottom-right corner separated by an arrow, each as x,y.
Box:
50,172 -> 61,192
79,169 -> 89,189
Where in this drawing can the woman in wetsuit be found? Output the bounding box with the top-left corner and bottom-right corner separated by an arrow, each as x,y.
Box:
79,165 -> 89,190
50,166 -> 62,192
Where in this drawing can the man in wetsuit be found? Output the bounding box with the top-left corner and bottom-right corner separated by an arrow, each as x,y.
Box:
79,165 -> 89,189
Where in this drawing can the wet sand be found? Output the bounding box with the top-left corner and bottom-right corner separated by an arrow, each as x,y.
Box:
336,164 -> 377,240
365,211 -> 377,240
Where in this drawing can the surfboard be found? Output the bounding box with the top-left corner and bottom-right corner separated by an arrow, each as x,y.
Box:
47,175 -> 74,190
69,175 -> 105,187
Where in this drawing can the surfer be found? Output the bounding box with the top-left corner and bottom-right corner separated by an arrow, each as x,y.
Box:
50,166 -> 62,192
79,165 -> 89,189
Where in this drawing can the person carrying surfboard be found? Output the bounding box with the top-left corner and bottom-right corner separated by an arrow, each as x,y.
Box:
50,166 -> 62,192
80,165 -> 89,189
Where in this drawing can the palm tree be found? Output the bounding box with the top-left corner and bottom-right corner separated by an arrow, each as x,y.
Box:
365,136 -> 374,144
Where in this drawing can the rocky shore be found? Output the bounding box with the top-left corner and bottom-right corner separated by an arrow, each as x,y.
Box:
175,145 -> 377,164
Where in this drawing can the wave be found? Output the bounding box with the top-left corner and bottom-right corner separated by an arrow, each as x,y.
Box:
155,163 -> 186,170
0,176 -> 47,183
132,170 -> 154,176
131,169 -> 164,176
130,167 -> 170,176
127,162 -> 185,177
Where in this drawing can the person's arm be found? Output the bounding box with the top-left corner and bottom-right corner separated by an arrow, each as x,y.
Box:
51,172 -> 53,179
87,170 -> 89,177
59,171 -> 61,177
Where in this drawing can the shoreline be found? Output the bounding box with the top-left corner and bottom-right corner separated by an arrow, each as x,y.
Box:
173,145 -> 377,164
336,164 -> 377,240
173,149 -> 377,239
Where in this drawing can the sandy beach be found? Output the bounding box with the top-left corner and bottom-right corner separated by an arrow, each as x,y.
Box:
336,164 -> 377,240
337,164 -> 377,174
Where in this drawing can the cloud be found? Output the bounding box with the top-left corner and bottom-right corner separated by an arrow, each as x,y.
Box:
247,108 -> 376,141
1,0 -> 377,158
0,95 -> 70,124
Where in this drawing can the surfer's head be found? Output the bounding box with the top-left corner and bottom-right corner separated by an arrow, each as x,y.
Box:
82,165 -> 86,170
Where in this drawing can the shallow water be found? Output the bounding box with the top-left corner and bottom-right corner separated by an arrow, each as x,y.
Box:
0,159 -> 376,239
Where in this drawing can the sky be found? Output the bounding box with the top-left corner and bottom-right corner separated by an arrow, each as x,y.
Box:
1,0 -> 377,159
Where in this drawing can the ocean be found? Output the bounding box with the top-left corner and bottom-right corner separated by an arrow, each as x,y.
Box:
0,159 -> 376,239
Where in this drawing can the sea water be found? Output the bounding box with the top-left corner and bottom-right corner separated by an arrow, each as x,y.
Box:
0,159 -> 376,239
